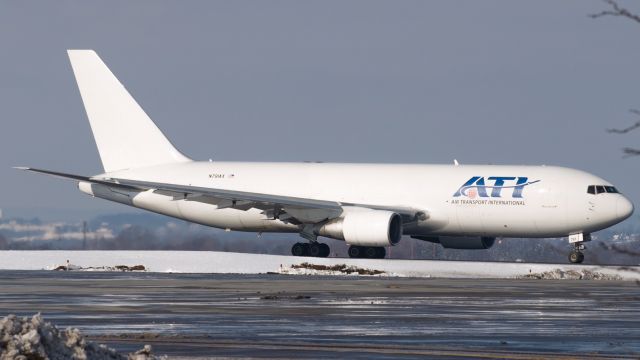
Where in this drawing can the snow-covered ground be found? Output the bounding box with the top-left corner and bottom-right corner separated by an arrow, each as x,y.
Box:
0,250 -> 638,280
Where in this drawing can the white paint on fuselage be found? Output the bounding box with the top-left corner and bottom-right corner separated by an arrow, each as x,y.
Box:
83,162 -> 633,239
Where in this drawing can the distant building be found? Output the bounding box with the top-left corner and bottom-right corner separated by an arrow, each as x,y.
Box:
0,208 -> 3,219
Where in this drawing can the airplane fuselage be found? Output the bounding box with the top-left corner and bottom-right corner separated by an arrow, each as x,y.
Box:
79,162 -> 633,239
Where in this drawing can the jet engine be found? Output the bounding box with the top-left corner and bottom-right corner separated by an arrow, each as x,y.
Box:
316,209 -> 403,247
412,235 -> 495,249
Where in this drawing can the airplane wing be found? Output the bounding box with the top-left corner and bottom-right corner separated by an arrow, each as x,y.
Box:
16,167 -> 427,224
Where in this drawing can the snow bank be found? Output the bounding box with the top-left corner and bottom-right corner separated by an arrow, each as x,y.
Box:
277,262 -> 394,276
519,269 -> 623,280
53,263 -> 146,272
0,313 -> 158,360
0,250 -> 638,280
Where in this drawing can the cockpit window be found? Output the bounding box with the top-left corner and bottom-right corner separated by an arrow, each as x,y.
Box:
587,185 -> 619,195
605,186 -> 619,193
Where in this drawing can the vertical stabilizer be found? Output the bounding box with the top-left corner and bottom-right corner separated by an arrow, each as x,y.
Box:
68,50 -> 191,172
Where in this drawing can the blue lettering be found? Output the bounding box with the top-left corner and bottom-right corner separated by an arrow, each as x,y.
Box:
453,176 -> 539,199
453,176 -> 489,198
453,176 -> 480,197
512,177 -> 529,198
487,177 -> 516,198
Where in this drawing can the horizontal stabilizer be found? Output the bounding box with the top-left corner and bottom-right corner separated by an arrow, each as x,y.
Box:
13,167 -> 138,191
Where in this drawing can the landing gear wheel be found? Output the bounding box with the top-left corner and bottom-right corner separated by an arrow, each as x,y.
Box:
348,245 -> 362,258
319,243 -> 330,257
349,246 -> 386,259
569,250 -> 584,264
291,243 -> 307,257
364,247 -> 378,259
309,243 -> 322,257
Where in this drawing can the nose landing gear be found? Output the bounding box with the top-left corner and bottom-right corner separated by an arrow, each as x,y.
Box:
568,233 -> 590,264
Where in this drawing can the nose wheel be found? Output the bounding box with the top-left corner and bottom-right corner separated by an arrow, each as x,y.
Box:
568,249 -> 585,264
567,233 -> 590,264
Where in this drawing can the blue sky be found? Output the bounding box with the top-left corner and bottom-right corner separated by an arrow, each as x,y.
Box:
1,1 -> 640,222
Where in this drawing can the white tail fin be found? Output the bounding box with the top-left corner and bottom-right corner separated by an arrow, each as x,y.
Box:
68,50 -> 191,172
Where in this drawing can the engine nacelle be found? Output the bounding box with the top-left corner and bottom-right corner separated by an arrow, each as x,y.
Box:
412,235 -> 495,249
440,236 -> 495,249
316,209 -> 403,247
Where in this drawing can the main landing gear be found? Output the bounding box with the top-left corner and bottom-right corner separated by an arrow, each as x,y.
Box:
568,233 -> 591,264
291,242 -> 330,258
290,243 -> 387,259
348,245 -> 386,259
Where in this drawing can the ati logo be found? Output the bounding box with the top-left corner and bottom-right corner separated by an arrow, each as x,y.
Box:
453,176 -> 540,199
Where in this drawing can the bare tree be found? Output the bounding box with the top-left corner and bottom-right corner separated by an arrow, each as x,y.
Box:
599,242 -> 640,257
606,109 -> 640,134
589,0 -> 640,23
591,1 -> 640,156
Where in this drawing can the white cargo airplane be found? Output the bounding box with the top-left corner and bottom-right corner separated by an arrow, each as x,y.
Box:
17,50 -> 634,263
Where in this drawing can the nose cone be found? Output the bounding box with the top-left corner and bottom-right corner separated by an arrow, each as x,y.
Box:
616,196 -> 634,220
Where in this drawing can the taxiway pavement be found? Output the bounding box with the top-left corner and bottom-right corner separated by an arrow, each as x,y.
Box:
0,271 -> 639,358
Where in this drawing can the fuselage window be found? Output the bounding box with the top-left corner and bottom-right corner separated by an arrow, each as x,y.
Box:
587,185 -> 596,194
596,185 -> 606,194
